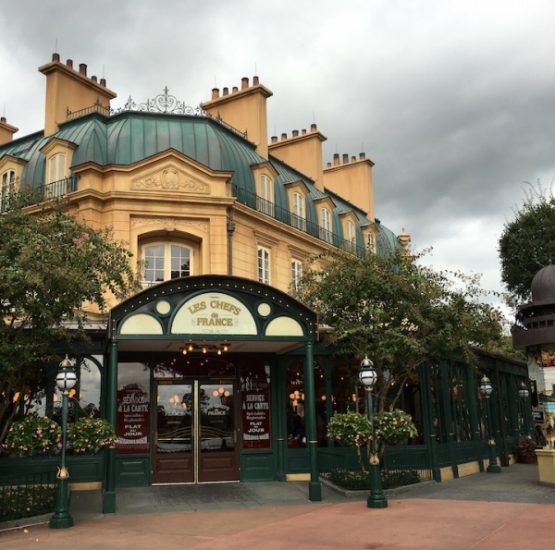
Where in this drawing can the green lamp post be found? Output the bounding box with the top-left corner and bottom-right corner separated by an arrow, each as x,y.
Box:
359,355 -> 388,509
479,374 -> 501,474
518,380 -> 530,436
49,355 -> 77,529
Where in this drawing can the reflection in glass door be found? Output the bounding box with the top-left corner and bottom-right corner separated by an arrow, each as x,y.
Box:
153,381 -> 238,484
153,384 -> 194,483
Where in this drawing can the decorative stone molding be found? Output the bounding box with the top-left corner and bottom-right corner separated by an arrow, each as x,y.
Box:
131,165 -> 210,194
131,216 -> 209,234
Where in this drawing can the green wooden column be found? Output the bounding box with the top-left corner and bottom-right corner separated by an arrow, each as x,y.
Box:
275,358 -> 286,481
439,363 -> 458,478
304,341 -> 322,501
324,362 -> 333,447
465,365 -> 483,470
419,365 -> 441,482
102,339 -> 118,513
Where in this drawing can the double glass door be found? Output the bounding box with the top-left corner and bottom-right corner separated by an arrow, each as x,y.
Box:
153,380 -> 238,483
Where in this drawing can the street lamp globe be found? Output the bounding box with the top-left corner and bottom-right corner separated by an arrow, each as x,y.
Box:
479,375 -> 493,398
518,381 -> 529,399
359,355 -> 377,392
55,355 -> 77,393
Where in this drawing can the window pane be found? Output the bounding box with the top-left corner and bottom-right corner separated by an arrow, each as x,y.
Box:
170,245 -> 190,279
76,356 -> 102,418
287,362 -> 306,448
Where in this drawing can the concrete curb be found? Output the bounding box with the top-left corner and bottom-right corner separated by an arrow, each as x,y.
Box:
319,475 -> 437,498
0,513 -> 51,533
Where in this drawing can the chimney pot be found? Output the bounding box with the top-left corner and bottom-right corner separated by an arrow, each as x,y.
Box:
66,59 -> 73,69
271,136 -> 278,143
310,123 -> 317,132
91,75 -> 97,82
326,162 -> 332,168
292,129 -> 299,137
281,132 -> 287,141
241,77 -> 249,90
351,156 -> 356,162
253,75 -> 259,85
223,87 -> 229,96
211,88 -> 220,100
301,128 -> 307,135
342,154 -> 349,164
359,152 -> 366,160
232,86 -> 238,93
0,116 -> 6,123
52,53 -> 60,62
333,153 -> 340,166
100,78 -> 106,87
79,63 -> 87,76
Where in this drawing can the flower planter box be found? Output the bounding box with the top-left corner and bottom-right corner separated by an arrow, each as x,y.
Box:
536,448 -> 555,486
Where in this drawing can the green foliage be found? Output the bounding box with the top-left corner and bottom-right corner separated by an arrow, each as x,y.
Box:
0,197 -> 137,442
0,483 -> 55,521
327,412 -> 372,447
374,410 -> 418,446
3,416 -> 61,456
298,249 -> 504,410
67,418 -> 117,454
324,468 -> 420,491
499,187 -> 555,303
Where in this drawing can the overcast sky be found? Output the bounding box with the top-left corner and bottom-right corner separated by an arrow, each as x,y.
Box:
2,0 -> 554,316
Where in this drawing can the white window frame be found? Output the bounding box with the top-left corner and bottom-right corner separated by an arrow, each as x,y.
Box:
142,242 -> 192,287
257,174 -> 274,216
320,207 -> 333,243
292,191 -> 306,231
1,170 -> 16,212
291,259 -> 303,293
257,246 -> 271,285
48,153 -> 66,184
345,220 -> 356,252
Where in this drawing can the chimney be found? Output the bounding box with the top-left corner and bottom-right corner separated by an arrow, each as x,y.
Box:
0,117 -> 18,145
201,75 -> 273,157
269,122 -> 328,191
39,53 -> 117,136
323,151 -> 375,219
271,136 -> 278,144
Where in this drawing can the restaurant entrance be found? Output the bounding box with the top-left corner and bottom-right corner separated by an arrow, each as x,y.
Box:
153,379 -> 238,484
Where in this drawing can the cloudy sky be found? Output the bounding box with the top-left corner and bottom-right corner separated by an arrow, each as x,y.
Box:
2,0 -> 554,313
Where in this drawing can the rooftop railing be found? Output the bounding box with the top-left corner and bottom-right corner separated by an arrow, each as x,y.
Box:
232,185 -> 367,257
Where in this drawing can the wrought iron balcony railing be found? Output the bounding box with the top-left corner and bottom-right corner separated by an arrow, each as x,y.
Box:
232,185 -> 367,256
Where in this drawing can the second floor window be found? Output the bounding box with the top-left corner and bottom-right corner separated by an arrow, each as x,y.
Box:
292,192 -> 306,231
257,246 -> 271,285
48,153 -> 66,183
1,170 -> 16,212
291,259 -> 303,293
257,174 -> 274,216
143,243 -> 191,286
320,208 -> 332,243
345,220 -> 356,252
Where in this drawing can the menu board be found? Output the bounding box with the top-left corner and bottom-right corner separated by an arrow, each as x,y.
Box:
241,367 -> 271,449
116,384 -> 149,453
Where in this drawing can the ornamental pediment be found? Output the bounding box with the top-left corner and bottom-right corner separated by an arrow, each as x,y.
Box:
131,163 -> 210,194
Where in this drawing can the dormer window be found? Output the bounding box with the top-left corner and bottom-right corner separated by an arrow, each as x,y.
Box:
345,220 -> 356,253
0,169 -> 16,212
320,207 -> 332,243
292,191 -> 306,231
257,174 -> 274,216
46,152 -> 68,199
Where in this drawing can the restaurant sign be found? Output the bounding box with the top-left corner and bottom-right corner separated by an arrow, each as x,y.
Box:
116,384 -> 149,453
241,366 -> 271,449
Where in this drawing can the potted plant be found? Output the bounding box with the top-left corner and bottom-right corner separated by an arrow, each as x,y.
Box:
2,416 -> 61,456
67,418 -> 117,454
515,437 -> 538,464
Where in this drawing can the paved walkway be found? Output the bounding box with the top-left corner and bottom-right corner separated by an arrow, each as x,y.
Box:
1,464 -> 554,549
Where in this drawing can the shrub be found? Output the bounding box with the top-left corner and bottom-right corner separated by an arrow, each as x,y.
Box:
327,412 -> 372,471
67,417 -> 116,454
0,483 -> 55,522
324,468 -> 420,491
3,416 -> 61,456
374,410 -> 418,447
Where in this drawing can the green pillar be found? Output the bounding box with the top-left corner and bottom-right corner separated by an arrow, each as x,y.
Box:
419,365 -> 440,482
324,362 -> 333,447
103,339 -> 118,513
304,340 -> 322,501
275,358 -> 286,481
439,363 -> 458,478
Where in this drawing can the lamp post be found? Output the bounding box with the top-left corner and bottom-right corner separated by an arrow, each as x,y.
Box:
479,374 -> 501,474
518,380 -> 530,436
359,355 -> 387,509
49,355 -> 77,529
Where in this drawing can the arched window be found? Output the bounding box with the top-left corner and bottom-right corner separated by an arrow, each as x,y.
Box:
257,174 -> 274,216
320,208 -> 332,243
292,192 -> 306,231
142,243 -> 191,286
0,169 -> 16,212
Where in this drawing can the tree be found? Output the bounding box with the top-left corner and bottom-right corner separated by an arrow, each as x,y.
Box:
297,249 -> 504,412
0,198 -> 137,442
499,188 -> 555,303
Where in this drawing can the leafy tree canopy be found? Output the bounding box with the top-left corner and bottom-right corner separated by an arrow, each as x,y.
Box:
499,187 -> 555,303
0,198 -> 137,441
297,249 -> 504,411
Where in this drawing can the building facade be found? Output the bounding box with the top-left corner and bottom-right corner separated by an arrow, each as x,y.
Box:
0,55 -> 530,511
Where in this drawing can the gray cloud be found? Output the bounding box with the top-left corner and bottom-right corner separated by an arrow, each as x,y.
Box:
2,0 -> 555,314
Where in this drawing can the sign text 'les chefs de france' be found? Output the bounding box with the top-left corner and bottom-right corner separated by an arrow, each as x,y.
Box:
171,293 -> 258,335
